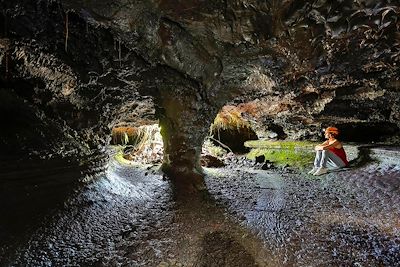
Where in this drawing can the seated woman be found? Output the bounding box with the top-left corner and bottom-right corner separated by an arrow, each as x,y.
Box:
309,127 -> 349,176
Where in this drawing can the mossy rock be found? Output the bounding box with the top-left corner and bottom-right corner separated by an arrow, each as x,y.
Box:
246,140 -> 316,169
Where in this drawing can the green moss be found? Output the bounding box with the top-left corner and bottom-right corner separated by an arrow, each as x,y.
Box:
113,145 -> 140,166
246,140 -> 316,169
113,145 -> 131,165
245,140 -> 315,149
203,139 -> 227,157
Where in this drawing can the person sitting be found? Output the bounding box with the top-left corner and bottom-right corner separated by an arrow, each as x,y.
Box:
308,127 -> 349,176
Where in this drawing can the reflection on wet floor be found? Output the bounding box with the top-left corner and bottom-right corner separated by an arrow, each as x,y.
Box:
0,148 -> 399,266
1,159 -> 174,266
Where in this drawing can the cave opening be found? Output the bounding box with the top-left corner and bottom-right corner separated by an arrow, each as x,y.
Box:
208,105 -> 259,154
110,124 -> 163,164
335,122 -> 400,143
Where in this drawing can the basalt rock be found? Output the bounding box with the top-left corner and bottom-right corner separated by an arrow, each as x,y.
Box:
1,0 -> 399,191
200,154 -> 225,168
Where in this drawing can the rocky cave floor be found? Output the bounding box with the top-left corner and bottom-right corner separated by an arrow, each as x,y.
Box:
0,146 -> 399,267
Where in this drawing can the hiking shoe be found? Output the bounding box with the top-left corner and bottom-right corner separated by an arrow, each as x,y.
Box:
313,167 -> 328,176
308,167 -> 318,174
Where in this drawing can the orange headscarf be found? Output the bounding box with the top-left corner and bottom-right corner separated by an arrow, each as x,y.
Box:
325,127 -> 339,135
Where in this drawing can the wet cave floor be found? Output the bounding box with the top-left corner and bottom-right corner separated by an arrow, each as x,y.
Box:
0,147 -> 399,266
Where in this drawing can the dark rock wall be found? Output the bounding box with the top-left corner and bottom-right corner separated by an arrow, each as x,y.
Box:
0,0 -> 158,160
1,0 -> 399,184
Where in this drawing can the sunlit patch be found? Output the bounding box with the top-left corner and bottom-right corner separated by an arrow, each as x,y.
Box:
97,164 -> 163,199
203,167 -> 226,178
111,124 -> 163,164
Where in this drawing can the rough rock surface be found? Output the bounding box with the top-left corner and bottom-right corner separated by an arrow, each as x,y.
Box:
1,146 -> 399,266
1,0 -> 399,187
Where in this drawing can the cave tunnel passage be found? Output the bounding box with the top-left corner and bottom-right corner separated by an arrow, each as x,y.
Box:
208,105 -> 259,154
109,104 -> 262,171
110,124 -> 164,164
335,122 -> 400,143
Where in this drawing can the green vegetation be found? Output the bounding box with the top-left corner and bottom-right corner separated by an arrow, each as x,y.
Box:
112,124 -> 163,164
210,106 -> 251,134
245,140 -> 316,169
113,145 -> 134,165
112,125 -> 160,147
113,145 -> 152,168
203,139 -> 228,158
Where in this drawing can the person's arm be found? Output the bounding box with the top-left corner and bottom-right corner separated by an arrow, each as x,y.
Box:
315,140 -> 329,150
319,140 -> 340,150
